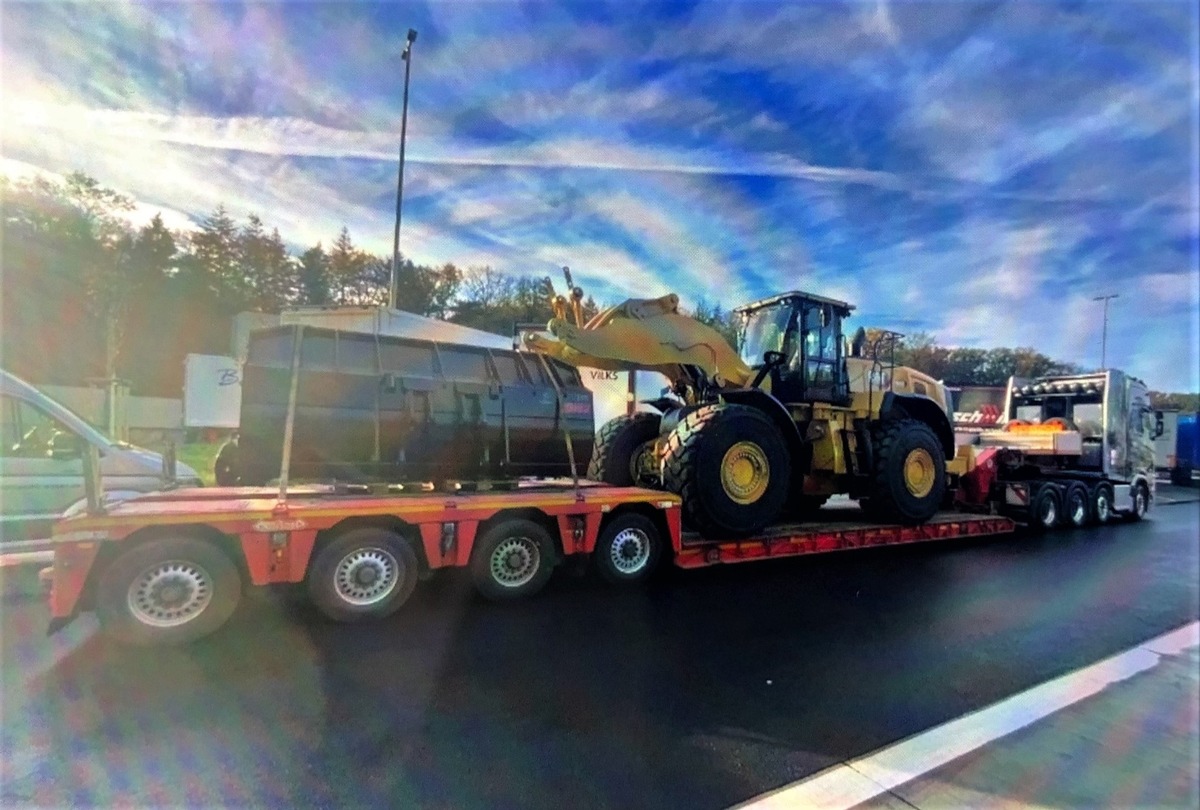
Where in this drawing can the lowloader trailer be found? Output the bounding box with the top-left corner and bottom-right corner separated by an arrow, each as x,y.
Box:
43,482 -> 1016,646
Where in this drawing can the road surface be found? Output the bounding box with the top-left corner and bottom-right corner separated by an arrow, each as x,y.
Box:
2,499 -> 1197,808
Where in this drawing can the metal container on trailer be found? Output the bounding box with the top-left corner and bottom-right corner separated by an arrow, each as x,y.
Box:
230,325 -> 594,485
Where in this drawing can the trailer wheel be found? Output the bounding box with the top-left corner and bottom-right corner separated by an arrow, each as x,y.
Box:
593,513 -> 664,586
470,519 -> 555,601
1063,483 -> 1089,528
1029,484 -> 1061,531
1090,483 -> 1114,524
306,528 -> 419,622
588,412 -> 662,487
1130,482 -> 1149,521
96,536 -> 242,646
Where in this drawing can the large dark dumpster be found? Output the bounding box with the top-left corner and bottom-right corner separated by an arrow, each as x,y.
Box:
220,325 -> 594,485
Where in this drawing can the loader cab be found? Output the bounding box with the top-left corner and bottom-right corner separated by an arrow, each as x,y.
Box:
736,292 -> 853,405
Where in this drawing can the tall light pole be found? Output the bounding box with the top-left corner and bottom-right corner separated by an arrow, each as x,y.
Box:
1093,293 -> 1119,369
389,27 -> 418,310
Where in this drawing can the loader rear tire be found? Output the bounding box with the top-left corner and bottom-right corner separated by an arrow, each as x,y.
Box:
661,404 -> 789,538
588,412 -> 662,487
865,418 -> 946,524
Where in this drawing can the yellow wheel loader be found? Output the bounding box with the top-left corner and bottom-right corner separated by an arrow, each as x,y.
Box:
526,277 -> 954,538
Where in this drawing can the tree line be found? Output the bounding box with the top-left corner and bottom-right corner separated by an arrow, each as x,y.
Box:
1,170 -> 1193,406
0,172 -> 593,396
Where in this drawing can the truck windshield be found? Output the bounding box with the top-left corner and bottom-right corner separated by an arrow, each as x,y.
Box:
739,303 -> 793,367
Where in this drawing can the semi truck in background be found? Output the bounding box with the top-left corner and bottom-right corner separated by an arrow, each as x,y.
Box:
1154,410 -> 1199,486
950,369 -> 1159,527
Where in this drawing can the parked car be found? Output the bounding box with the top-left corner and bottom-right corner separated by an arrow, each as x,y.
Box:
0,369 -> 201,547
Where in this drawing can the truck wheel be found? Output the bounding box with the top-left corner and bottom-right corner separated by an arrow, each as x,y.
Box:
306,528 -> 419,622
1029,484 -> 1061,531
470,519 -> 555,601
95,536 -> 242,645
661,404 -> 790,538
1170,463 -> 1193,487
593,513 -> 664,586
1129,482 -> 1149,521
1090,483 -> 1114,524
1063,483 -> 1089,528
865,419 -> 946,525
587,412 -> 662,487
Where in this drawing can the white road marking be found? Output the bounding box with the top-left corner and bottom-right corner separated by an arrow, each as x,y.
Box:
737,620 -> 1200,810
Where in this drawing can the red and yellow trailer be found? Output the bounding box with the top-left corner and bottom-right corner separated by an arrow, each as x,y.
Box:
44,480 -> 1014,646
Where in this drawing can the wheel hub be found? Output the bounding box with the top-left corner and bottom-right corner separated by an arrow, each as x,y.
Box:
629,441 -> 660,487
903,448 -> 936,498
127,560 -> 213,628
490,537 -> 539,587
609,528 -> 650,574
1070,497 -> 1086,524
335,548 -> 399,606
721,441 -> 770,505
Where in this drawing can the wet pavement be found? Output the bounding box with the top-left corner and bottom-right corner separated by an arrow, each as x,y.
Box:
2,499 -> 1197,808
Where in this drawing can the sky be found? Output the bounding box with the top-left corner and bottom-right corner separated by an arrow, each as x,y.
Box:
2,0 -> 1198,391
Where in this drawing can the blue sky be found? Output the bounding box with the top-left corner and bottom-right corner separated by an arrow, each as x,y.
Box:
2,0 -> 1197,391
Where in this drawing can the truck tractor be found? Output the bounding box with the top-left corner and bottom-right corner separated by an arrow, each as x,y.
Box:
526,278 -> 955,537
950,369 -> 1160,526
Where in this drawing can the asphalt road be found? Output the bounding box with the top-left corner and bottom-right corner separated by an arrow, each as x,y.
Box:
2,500 -> 1198,809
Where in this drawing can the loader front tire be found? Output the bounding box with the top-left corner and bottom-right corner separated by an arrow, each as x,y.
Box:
865,418 -> 946,524
661,404 -> 789,538
588,412 -> 662,487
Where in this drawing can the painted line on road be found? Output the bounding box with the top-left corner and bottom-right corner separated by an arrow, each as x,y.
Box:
737,620 -> 1200,810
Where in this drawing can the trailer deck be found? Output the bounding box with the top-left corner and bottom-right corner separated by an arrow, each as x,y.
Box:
677,510 -> 1016,568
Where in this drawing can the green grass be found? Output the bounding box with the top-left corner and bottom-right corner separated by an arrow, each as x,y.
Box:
177,442 -> 223,487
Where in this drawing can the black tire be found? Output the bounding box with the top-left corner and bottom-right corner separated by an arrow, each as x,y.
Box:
864,419 -> 946,524
470,518 -> 556,601
593,513 -> 664,586
661,404 -> 790,538
1129,481 -> 1149,521
1170,463 -> 1193,487
1063,482 -> 1089,528
96,536 -> 242,645
1029,484 -> 1062,531
306,528 -> 420,622
1090,482 -> 1114,524
587,412 -> 662,487
213,440 -> 241,486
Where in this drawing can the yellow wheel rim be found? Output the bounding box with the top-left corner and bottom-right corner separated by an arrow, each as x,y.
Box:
903,448 -> 936,498
720,441 -> 771,505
